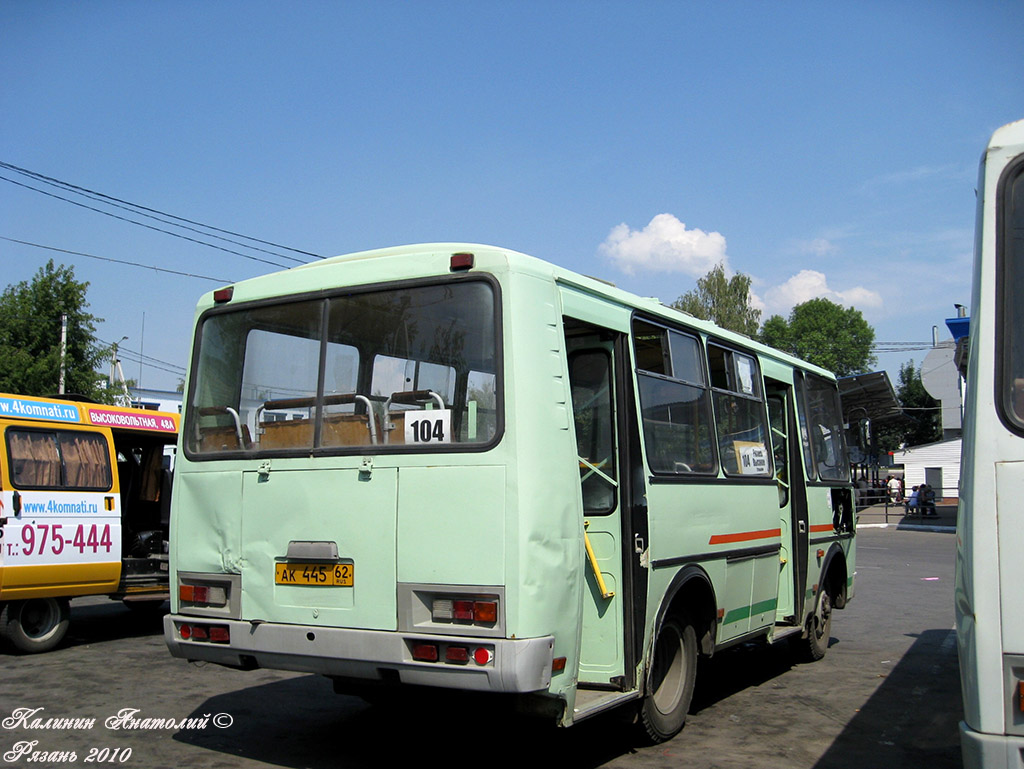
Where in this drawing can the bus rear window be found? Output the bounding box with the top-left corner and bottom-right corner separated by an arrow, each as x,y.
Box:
186,280 -> 500,455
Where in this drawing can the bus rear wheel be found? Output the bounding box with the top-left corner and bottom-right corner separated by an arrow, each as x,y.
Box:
1,597 -> 71,653
639,614 -> 697,743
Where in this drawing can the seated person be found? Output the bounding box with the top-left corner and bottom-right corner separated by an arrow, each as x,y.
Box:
904,486 -> 920,513
919,483 -> 937,516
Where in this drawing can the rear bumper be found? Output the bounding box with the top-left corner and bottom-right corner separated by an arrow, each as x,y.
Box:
960,720 -> 1024,769
164,614 -> 554,693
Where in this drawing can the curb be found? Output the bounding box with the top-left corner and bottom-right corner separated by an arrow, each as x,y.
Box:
857,522 -> 956,534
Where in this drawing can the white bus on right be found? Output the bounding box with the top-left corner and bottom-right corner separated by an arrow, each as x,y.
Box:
957,117 -> 1024,769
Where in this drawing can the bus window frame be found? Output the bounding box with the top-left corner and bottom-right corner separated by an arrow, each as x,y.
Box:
182,273 -> 505,461
631,315 -> 720,480
705,338 -> 774,480
796,370 -> 851,486
568,347 -> 618,516
5,425 -> 113,492
996,154 -> 1024,437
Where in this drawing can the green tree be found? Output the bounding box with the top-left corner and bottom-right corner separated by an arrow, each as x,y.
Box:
671,263 -> 761,336
759,297 -> 876,376
876,360 -> 942,453
0,260 -> 110,399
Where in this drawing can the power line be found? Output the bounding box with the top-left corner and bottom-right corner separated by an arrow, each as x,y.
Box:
1,236 -> 235,283
0,174 -> 298,270
97,338 -> 186,378
0,161 -> 320,264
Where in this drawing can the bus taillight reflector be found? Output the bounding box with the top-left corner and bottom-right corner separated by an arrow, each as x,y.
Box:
445,646 -> 469,663
412,643 -> 439,662
179,623 -> 230,643
473,647 -> 492,666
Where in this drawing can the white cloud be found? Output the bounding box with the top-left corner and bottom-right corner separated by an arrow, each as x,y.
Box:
797,238 -> 838,257
599,213 -> 728,277
764,269 -> 882,316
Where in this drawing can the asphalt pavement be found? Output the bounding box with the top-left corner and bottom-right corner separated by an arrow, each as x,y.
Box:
0,526 -> 960,769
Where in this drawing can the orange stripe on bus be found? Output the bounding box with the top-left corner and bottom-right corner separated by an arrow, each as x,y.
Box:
709,528 -> 782,545
809,524 -> 835,533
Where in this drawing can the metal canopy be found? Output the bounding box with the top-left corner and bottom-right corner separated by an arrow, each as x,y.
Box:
838,371 -> 904,424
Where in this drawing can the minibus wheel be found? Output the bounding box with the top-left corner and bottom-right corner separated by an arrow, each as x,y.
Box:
1,597 -> 71,653
799,587 -> 833,662
639,614 -> 697,742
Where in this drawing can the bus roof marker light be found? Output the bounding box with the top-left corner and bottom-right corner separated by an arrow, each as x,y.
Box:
213,286 -> 234,303
450,252 -> 474,271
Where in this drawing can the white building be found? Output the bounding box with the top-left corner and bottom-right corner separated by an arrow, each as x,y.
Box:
891,437 -> 962,500
130,387 -> 183,414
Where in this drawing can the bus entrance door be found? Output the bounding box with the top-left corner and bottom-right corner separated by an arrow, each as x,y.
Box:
566,322 -> 628,687
766,383 -> 809,625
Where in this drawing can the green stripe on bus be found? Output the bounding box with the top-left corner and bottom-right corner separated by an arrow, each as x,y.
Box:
722,598 -> 778,625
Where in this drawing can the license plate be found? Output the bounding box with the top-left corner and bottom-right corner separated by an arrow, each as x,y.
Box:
275,562 -> 354,586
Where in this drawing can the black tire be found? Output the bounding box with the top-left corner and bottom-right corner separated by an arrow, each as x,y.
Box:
639,614 -> 698,743
122,598 -> 169,614
798,587 -> 833,662
1,597 -> 71,653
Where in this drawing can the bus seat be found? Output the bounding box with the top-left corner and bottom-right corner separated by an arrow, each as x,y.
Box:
197,424 -> 252,452
259,419 -> 313,449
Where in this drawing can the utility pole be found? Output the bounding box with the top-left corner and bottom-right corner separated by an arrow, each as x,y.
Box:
110,336 -> 130,406
58,313 -> 67,395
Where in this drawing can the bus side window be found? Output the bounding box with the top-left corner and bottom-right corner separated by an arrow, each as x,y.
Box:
707,345 -> 771,477
6,429 -> 111,490
632,319 -> 716,475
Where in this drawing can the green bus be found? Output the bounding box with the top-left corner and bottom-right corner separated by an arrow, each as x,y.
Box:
164,244 -> 855,741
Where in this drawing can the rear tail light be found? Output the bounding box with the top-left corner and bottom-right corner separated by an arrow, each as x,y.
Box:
410,640 -> 492,666
445,646 -> 469,663
412,643 -> 439,662
431,596 -> 499,626
179,582 -> 227,607
472,601 -> 498,623
178,622 -> 230,644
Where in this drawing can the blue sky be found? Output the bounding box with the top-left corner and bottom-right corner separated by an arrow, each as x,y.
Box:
2,1 -> 1021,392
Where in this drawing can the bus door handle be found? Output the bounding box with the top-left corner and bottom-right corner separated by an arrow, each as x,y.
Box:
634,535 -> 646,554
798,521 -> 807,534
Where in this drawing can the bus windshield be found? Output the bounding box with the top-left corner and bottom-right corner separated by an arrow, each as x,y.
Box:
185,279 -> 499,455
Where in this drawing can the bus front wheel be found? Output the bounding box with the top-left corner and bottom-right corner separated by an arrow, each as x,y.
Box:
639,614 -> 697,743
1,597 -> 71,653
